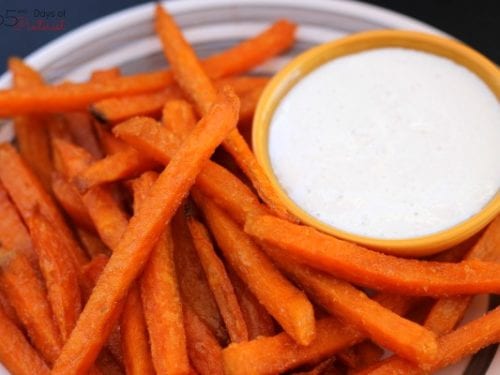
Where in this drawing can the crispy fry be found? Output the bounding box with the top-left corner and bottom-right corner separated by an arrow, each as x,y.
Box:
91,85 -> 184,123
195,193 -> 315,345
227,269 -> 276,339
238,84 -> 265,123
162,99 -> 197,137
0,305 -> 50,375
132,172 -> 190,374
77,228 -> 110,258
0,70 -> 176,116
92,76 -> 267,124
269,253 -> 437,363
51,86 -> 238,374
90,67 -> 121,82
187,213 -> 249,343
76,144 -> 158,192
245,214 -> 500,296
184,306 -> 225,375
54,139 -> 130,250
81,254 -> 109,301
113,119 -> 268,223
141,226 -> 190,375
121,284 -> 154,375
0,143 -> 87,266
9,58 -> 53,192
172,212 -> 227,344
155,4 -> 295,222
0,290 -> 20,328
27,211 -> 82,342
361,216 -> 500,374
52,172 -> 95,231
96,126 -> 130,155
64,112 -> 103,159
0,183 -> 36,266
223,316 -> 362,375
0,249 -> 62,364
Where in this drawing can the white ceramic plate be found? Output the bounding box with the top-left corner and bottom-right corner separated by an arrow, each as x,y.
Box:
0,1 -> 497,374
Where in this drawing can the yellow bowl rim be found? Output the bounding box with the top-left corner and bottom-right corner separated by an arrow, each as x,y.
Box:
253,29 -> 500,256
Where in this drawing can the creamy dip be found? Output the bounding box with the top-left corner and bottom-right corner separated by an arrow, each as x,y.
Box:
269,48 -> 500,239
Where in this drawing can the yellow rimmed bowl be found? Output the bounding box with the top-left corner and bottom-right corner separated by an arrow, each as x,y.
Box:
253,30 -> 500,257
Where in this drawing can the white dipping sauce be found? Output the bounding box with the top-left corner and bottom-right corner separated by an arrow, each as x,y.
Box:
269,48 -> 500,239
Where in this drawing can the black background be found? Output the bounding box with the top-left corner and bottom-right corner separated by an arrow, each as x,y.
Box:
0,0 -> 498,75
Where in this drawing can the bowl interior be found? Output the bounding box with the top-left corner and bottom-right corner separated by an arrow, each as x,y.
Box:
253,30 -> 500,256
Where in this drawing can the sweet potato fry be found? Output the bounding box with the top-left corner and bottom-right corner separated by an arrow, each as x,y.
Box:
9,58 -> 53,192
113,119 -> 268,223
95,126 -> 130,155
77,228 -> 110,258
187,213 -> 249,343
52,172 -> 95,231
0,305 -> 50,375
81,254 -> 109,301
0,290 -> 20,328
141,225 -> 190,375
0,143 -> 88,266
92,76 -> 267,124
238,84 -> 266,123
27,210 -> 82,342
132,172 -> 189,374
155,4 -> 295,222
64,112 -> 103,159
121,284 -> 154,375
195,193 -> 315,345
270,253 -> 437,363
0,249 -> 62,364
223,316 -> 362,375
162,99 -> 197,137
184,306 -> 224,375
0,70 -> 176,116
90,67 -> 121,82
245,214 -> 500,296
51,86 -> 238,374
227,269 -> 276,339
54,139 -> 130,250
361,216 -> 500,374
0,18 -> 294,117
0,183 -> 36,266
172,212 -> 227,344
76,143 -> 158,192
91,84 -> 184,123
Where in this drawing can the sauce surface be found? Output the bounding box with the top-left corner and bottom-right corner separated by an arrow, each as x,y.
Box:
269,48 -> 500,239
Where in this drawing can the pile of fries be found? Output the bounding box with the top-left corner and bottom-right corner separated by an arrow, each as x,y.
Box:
0,5 -> 499,375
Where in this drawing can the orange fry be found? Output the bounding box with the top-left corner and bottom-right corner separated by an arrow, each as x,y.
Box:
141,225 -> 190,375
0,249 -> 62,364
132,172 -> 190,374
245,214 -> 500,296
172,212 -> 227,344
27,210 -> 82,342
51,86 -> 238,374
155,4 -> 295,222
195,193 -> 315,345
0,183 -> 36,266
90,67 -> 121,82
121,284 -> 154,375
187,213 -> 249,343
0,143 -> 88,267
9,58 -> 53,191
51,172 -> 95,231
223,316 -> 363,375
162,99 -> 197,138
113,119 -> 268,223
0,305 -> 50,375
63,112 -> 103,159
227,269 -> 276,339
184,306 -> 225,375
272,254 -> 437,363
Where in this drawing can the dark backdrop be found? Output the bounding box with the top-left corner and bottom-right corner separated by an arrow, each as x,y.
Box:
0,0 -> 499,75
